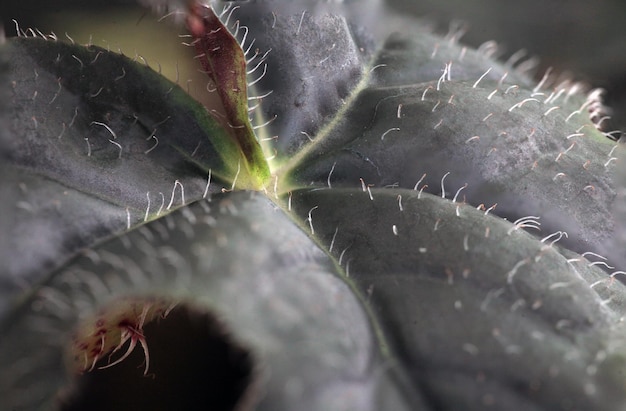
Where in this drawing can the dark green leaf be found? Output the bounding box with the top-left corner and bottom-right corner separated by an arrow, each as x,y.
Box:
228,1 -> 379,156
1,36 -> 242,309
230,0 -> 530,158
1,191 -> 421,411
2,2 -> 624,410
231,2 -> 617,261
285,69 -> 617,264
289,187 -> 626,410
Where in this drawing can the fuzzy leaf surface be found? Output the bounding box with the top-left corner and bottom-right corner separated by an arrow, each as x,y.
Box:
289,187 -> 626,410
1,37 -> 243,313
288,78 -> 618,261
224,2 -> 619,263
1,191 -> 420,411
231,0 -> 531,157
1,1 -> 625,411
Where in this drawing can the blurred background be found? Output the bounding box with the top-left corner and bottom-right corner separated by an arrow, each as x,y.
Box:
1,0 -> 625,127
386,0 -> 626,129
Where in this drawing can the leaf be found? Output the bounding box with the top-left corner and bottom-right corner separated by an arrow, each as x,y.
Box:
1,36 -> 242,310
226,1 -> 618,263
2,1 -> 625,410
1,191 -> 421,411
226,0 -> 380,157
607,144 -> 626,269
243,13 -> 615,263
187,3 -> 270,187
287,78 -> 618,259
231,0 -> 531,158
288,187 -> 626,410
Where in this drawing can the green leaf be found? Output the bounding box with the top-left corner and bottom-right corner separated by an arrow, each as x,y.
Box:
1,36 -> 244,310
272,32 -> 617,266
231,1 -> 618,262
608,145 -> 626,270
234,0 -> 530,159
2,1 -> 625,410
229,1 -> 379,158
288,187 -> 626,410
1,191 -> 421,411
287,78 -> 617,258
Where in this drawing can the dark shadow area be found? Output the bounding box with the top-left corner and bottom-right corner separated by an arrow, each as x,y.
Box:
58,304 -> 257,411
0,1 -> 132,34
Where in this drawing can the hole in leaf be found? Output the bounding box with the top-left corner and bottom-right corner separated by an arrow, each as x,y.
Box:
58,301 -> 259,411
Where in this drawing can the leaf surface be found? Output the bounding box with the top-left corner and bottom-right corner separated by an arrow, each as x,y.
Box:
1,191 -> 421,411
225,1 -> 618,262
288,187 -> 626,410
288,78 -> 618,259
2,1 -> 625,410
1,37 -> 241,311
